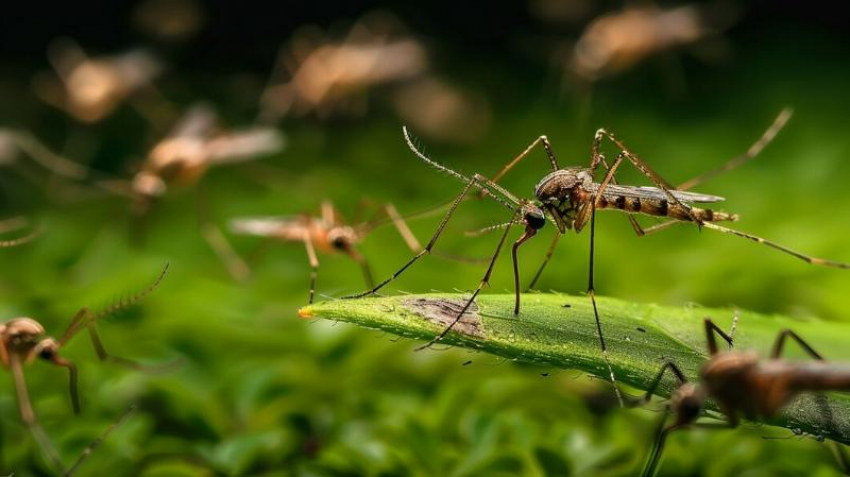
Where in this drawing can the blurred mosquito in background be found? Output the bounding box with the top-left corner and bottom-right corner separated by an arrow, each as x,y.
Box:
345,108 -> 850,406
230,200 -> 478,303
32,39 -> 173,125
636,314 -> 850,477
259,11 -> 491,144
0,265 -> 174,474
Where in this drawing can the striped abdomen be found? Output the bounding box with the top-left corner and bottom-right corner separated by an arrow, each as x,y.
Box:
596,193 -> 738,222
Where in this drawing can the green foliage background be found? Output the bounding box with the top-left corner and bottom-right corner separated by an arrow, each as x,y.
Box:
2,14 -> 850,477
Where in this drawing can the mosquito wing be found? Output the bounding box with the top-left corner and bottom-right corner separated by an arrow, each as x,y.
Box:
229,216 -> 315,237
206,128 -> 286,165
593,184 -> 725,204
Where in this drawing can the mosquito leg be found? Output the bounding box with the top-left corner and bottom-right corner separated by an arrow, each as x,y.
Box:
201,221 -> 251,282
478,135 -> 560,198
700,222 -> 850,269
302,230 -> 319,304
321,200 -> 339,226
10,356 -> 65,472
511,226 -> 538,315
527,232 -> 561,291
641,421 -> 683,477
678,108 -> 793,191
63,406 -> 136,477
343,176 -> 479,299
586,202 -> 624,407
770,329 -> 824,360
704,317 -> 735,356
86,326 -> 178,373
416,209 -> 519,351
349,249 -> 374,290
384,203 -> 423,252
634,360 -> 688,405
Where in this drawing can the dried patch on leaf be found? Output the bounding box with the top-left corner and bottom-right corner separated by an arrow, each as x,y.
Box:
403,297 -> 484,338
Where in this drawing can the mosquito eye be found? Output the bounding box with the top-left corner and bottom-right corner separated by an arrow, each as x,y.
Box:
39,348 -> 55,360
331,237 -> 347,249
526,212 -> 546,230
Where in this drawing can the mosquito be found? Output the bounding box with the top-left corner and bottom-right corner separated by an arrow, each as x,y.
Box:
230,200 -> 470,304
636,314 -> 850,477
32,38 -> 168,124
0,265 -> 174,473
346,109 -> 850,404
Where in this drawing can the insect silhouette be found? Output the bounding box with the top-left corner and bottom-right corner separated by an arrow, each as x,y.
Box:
346,108 -> 849,405
0,265 -> 174,473
637,314 -> 850,477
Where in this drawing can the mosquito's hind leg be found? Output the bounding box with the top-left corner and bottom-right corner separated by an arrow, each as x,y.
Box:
302,230 -> 320,304
700,222 -> 850,269
63,406 -> 136,477
770,329 -> 824,360
678,108 -> 793,191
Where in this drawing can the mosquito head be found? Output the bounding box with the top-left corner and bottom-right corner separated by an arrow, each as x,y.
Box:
34,337 -> 61,363
2,318 -> 46,354
669,382 -> 706,427
521,203 -> 546,230
328,226 -> 358,251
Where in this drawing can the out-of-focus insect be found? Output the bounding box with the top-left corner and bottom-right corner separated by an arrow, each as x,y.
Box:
346,108 -> 849,406
259,12 -> 428,121
0,216 -> 41,248
32,39 -> 168,124
129,104 -> 286,215
637,314 -> 850,477
231,200 -> 466,303
0,265 -> 174,473
571,3 -> 732,82
259,12 -> 490,143
132,0 -> 206,43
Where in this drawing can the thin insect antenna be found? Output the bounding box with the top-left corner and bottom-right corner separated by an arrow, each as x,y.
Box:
464,221 -> 517,237
95,264 -> 170,321
403,126 -> 471,184
0,225 -> 42,248
63,406 -> 136,477
402,126 -> 517,211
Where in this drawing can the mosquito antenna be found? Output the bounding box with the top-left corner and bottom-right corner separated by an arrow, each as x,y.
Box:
464,221 -> 517,237
402,126 -> 517,211
59,264 -> 170,345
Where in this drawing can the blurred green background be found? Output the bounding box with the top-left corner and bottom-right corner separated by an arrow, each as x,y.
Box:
2,1 -> 850,475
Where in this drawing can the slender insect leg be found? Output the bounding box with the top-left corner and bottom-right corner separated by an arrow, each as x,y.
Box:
678,108 -> 793,191
478,135 -> 561,198
769,329 -> 824,360
510,226 -> 538,315
63,406 -> 136,477
591,130 -> 699,222
321,200 -> 338,226
641,421 -> 685,477
343,177 -> 479,299
86,326 -> 178,373
201,222 -> 251,282
10,356 -> 65,472
634,360 -> 688,405
586,202 -> 624,407
416,209 -> 519,351
384,203 -> 423,252
703,317 -> 735,356
700,222 -> 850,269
42,352 -> 80,415
348,249 -> 374,290
526,232 -> 561,291
302,229 -> 320,304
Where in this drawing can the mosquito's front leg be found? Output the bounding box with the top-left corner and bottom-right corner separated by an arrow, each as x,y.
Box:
510,224 -> 537,315
343,176 -> 479,299
417,207 -> 520,351
703,317 -> 736,356
480,135 -> 561,198
769,329 -> 824,360
9,355 -> 65,472
526,232 -> 561,291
